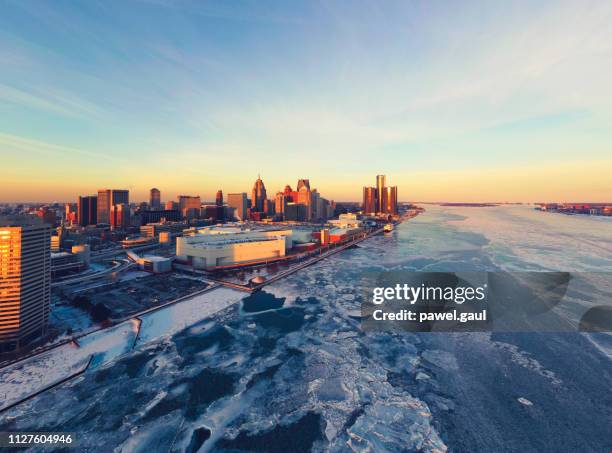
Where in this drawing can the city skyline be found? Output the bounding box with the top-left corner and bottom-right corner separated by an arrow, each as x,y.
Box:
2,1 -> 612,203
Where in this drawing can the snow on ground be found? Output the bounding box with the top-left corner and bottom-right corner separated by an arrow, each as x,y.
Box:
0,287 -> 245,412
137,287 -> 245,344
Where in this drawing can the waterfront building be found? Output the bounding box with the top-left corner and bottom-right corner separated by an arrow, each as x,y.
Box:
376,175 -> 386,214
329,213 -> 363,229
320,228 -> 330,245
176,227 -> 293,269
362,187 -> 376,215
384,186 -> 398,215
149,188 -> 161,209
0,216 -> 51,353
329,227 -> 363,243
362,175 -> 398,216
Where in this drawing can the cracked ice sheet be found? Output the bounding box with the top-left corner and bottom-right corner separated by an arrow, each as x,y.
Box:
0,287 -> 244,414
0,320 -> 139,411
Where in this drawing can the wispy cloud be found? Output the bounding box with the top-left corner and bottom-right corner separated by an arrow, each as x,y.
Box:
0,131 -> 117,161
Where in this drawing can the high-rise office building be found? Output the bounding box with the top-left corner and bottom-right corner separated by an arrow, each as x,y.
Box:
311,189 -> 320,220
227,193 -> 247,220
178,195 -> 201,220
150,188 -> 161,209
275,192 -> 287,218
251,176 -> 267,213
363,175 -> 398,216
97,189 -> 129,224
77,195 -> 98,226
384,186 -> 398,215
110,203 -> 130,230
284,203 -> 307,222
376,175 -> 386,214
0,216 -> 51,353
297,179 -> 310,192
264,199 -> 275,217
283,185 -> 295,202
97,190 -> 111,223
362,187 -> 377,215
215,190 -> 223,207
297,185 -> 312,221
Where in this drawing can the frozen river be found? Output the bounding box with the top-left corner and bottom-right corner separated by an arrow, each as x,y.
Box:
1,205 -> 611,452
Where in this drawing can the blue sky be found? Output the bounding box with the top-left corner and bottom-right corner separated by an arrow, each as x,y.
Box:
1,0 -> 611,202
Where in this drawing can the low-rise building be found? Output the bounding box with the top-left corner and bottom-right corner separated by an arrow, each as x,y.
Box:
176,227 -> 293,269
138,255 -> 173,273
329,227 -> 364,243
328,213 -> 363,229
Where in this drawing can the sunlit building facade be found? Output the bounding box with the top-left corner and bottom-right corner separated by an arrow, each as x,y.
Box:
384,186 -> 398,215
97,189 -> 129,224
362,187 -> 376,215
178,195 -> 201,220
110,203 -> 130,230
0,217 -> 51,353
176,227 -> 293,269
227,193 -> 247,221
376,175 -> 386,214
363,175 -> 398,216
251,175 -> 267,214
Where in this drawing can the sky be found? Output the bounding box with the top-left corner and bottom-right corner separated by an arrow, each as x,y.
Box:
1,0 -> 611,203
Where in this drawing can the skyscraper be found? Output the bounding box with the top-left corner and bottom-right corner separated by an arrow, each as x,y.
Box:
283,185 -> 294,202
216,190 -> 223,207
0,216 -> 51,353
251,175 -> 267,213
275,192 -> 287,218
384,186 -> 398,215
363,175 -> 398,216
297,185 -> 312,221
362,187 -> 376,215
150,188 -> 161,209
97,189 -> 129,224
376,175 -> 386,214
227,193 -> 247,221
110,203 -> 130,230
178,195 -> 201,220
297,179 -> 310,192
77,195 -> 97,226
